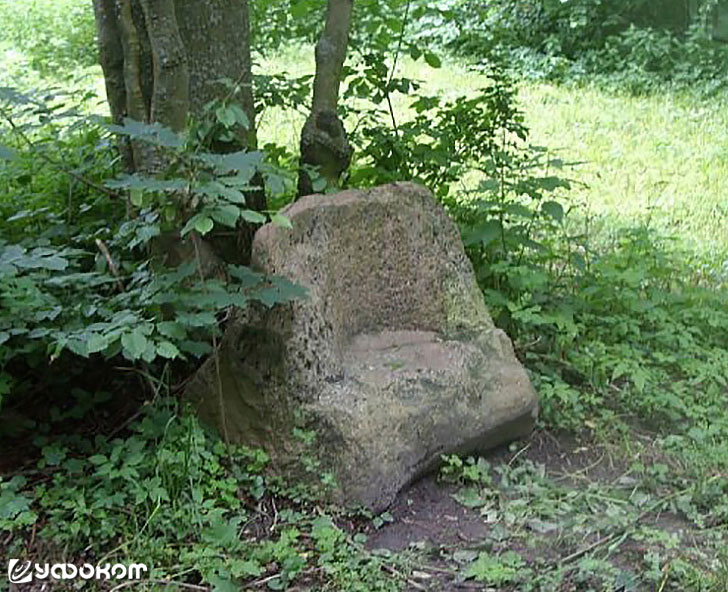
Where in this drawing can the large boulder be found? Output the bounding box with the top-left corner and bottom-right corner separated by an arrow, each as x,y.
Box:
186,183 -> 538,510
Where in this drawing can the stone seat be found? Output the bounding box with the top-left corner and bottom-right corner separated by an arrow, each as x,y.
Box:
312,329 -> 535,509
187,183 -> 538,510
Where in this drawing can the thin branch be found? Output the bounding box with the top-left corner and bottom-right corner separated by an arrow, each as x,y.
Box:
95,239 -> 125,292
558,475 -> 722,567
384,0 -> 412,137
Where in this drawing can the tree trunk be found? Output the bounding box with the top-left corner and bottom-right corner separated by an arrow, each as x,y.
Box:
92,0 -> 262,263
297,0 -> 354,198
175,0 -> 257,150
92,0 -> 134,170
139,0 -> 189,133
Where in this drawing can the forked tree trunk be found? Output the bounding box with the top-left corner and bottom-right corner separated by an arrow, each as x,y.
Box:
297,0 -> 354,197
92,0 -> 262,263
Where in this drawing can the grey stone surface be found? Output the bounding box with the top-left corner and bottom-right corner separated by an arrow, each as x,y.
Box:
186,182 -> 538,510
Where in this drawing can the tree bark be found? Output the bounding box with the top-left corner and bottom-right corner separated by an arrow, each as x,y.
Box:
297,0 -> 354,197
93,0 -> 134,170
93,0 -> 263,264
175,0 -> 264,261
139,0 -> 189,133
93,0 -> 126,127
175,0 -> 257,150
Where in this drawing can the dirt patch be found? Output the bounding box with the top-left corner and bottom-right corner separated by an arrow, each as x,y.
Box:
366,430 -> 625,554
364,477 -> 489,552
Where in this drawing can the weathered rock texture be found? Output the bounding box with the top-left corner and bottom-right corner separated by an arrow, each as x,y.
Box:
186,182 -> 538,510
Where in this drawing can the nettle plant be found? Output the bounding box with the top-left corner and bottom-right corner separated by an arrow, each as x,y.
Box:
0,89 -> 304,411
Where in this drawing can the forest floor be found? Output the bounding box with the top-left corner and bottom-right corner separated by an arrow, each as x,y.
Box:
359,429 -> 723,591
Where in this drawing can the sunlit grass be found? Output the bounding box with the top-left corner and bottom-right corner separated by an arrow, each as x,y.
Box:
257,49 -> 728,260
521,84 -> 728,259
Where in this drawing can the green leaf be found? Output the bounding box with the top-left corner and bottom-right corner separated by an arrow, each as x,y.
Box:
271,213 -> 292,229
86,333 -> 109,354
182,214 -> 215,236
121,329 -> 149,361
463,220 -> 502,247
197,181 -> 246,204
207,574 -> 238,592
66,339 -> 89,357
156,341 -> 180,359
216,105 -> 236,128
179,340 -> 213,356
239,210 -> 267,224
219,150 -> 263,173
176,312 -> 217,327
130,188 -> 144,207
504,203 -> 533,218
42,445 -> 66,466
230,559 -> 263,578
311,176 -> 327,193
270,276 -> 308,302
202,516 -> 242,548
465,551 -> 523,584
227,104 -> 250,129
538,176 -> 570,191
424,51 -> 442,68
106,174 -> 187,192
108,118 -> 184,148
453,486 -> 489,508
157,321 -> 186,340
541,200 -> 564,222
290,0 -> 310,19
210,204 -> 241,228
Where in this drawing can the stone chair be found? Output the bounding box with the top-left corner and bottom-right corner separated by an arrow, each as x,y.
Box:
186,182 -> 538,510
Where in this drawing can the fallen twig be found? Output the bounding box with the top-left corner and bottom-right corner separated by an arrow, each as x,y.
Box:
558,475 -> 722,568
95,239 -> 125,292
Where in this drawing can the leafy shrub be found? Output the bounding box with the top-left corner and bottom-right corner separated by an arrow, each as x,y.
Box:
471,209 -> 728,441
252,0 -> 444,58
338,37 -> 728,451
346,64 -> 530,197
579,23 -> 728,94
447,0 -> 728,94
0,86 -> 304,414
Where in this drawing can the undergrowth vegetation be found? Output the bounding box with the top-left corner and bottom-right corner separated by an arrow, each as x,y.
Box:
1,0 -> 728,590
444,0 -> 728,95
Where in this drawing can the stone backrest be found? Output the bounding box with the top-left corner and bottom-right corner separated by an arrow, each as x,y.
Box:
251,183 -> 494,393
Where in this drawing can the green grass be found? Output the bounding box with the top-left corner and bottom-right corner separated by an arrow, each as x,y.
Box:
257,49 -> 728,262
0,0 -> 97,79
521,84 -> 728,259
